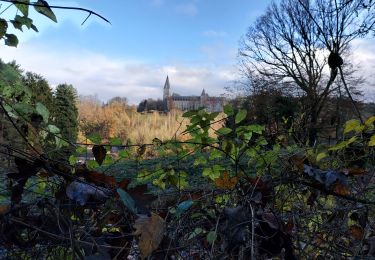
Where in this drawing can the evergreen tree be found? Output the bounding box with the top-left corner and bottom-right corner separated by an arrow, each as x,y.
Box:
53,84 -> 78,160
22,72 -> 54,110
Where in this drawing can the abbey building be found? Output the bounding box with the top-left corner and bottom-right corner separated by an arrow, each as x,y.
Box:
163,76 -> 226,112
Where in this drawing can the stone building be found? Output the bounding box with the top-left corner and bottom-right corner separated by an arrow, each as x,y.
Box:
163,76 -> 226,112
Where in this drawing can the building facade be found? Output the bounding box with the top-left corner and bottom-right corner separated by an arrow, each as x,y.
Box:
163,76 -> 226,112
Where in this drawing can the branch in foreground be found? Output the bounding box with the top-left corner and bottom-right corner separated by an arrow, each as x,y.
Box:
1,0 -> 111,24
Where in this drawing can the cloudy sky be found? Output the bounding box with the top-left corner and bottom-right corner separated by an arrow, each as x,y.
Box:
0,0 -> 374,104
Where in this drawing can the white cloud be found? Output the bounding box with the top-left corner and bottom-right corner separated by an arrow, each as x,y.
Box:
350,39 -> 375,101
203,30 -> 228,37
200,43 -> 237,63
0,43 -> 236,104
175,3 -> 198,17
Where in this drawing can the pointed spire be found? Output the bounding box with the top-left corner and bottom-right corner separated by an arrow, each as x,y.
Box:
201,89 -> 206,96
164,75 -> 170,90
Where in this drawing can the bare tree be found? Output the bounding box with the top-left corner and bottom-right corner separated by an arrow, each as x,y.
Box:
239,0 -> 375,144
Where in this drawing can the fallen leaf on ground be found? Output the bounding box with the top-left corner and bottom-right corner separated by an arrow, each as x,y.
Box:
0,204 -> 10,215
133,212 -> 165,259
350,225 -> 364,240
215,171 -> 238,190
333,183 -> 350,196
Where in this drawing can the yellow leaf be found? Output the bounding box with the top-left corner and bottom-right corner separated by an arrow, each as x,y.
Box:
316,152 -> 327,162
214,171 -> 238,190
365,116 -> 375,127
344,119 -> 361,134
369,134 -> 375,147
133,212 -> 165,259
346,136 -> 357,145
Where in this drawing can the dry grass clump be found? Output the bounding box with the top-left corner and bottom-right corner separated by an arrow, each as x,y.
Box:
126,109 -> 189,143
77,96 -> 190,144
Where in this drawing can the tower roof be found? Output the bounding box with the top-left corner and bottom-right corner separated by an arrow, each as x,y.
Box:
201,89 -> 206,96
164,75 -> 170,89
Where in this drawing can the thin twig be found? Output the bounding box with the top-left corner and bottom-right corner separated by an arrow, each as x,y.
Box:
0,0 -> 111,24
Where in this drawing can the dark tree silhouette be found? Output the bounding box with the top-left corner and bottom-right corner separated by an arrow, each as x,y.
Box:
239,0 -> 375,145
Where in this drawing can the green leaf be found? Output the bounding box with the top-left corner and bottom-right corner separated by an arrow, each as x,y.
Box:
203,165 -> 223,180
76,146 -> 87,154
369,134 -> 375,147
31,24 -> 38,32
206,231 -> 217,244
69,155 -> 77,166
36,102 -> 49,123
35,179 -> 46,194
0,19 -> 8,38
316,152 -> 327,162
209,149 -> 222,160
47,124 -> 60,134
346,136 -> 357,145
34,0 -> 57,22
87,133 -> 101,144
87,160 -> 99,169
194,155 -> 207,166
109,137 -> 122,146
235,109 -> 247,124
10,20 -> 23,31
14,15 -> 33,29
248,124 -> 264,134
3,104 -> 18,119
329,140 -> 348,151
223,104 -> 234,116
182,110 -> 196,117
117,188 -> 137,214
365,116 -> 375,127
102,155 -> 113,166
344,119 -> 361,134
119,150 -> 130,158
217,127 -> 232,135
14,103 -> 33,115
188,228 -> 204,240
328,137 -> 357,151
4,34 -> 18,47
13,0 -> 30,16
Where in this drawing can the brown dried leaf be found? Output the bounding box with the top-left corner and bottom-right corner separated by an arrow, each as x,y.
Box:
118,178 -> 131,190
333,183 -> 350,196
137,144 -> 147,157
76,164 -> 117,188
289,155 -> 306,171
341,168 -> 366,176
128,184 -> 157,215
92,145 -> 107,165
215,171 -> 237,190
133,212 -> 165,259
350,225 -> 364,240
0,204 -> 10,216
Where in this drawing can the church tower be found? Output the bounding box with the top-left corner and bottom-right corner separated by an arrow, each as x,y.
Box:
163,76 -> 170,100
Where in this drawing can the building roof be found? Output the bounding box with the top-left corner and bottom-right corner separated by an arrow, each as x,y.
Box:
164,75 -> 170,90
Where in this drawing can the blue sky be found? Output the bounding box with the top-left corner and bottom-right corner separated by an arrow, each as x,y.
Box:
0,0 -> 272,103
1,0 -> 374,103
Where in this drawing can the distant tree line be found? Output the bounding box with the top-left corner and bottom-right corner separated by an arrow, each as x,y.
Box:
137,98 -> 166,113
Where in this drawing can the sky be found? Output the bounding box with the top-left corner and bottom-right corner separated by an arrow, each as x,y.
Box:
0,0 -> 374,104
